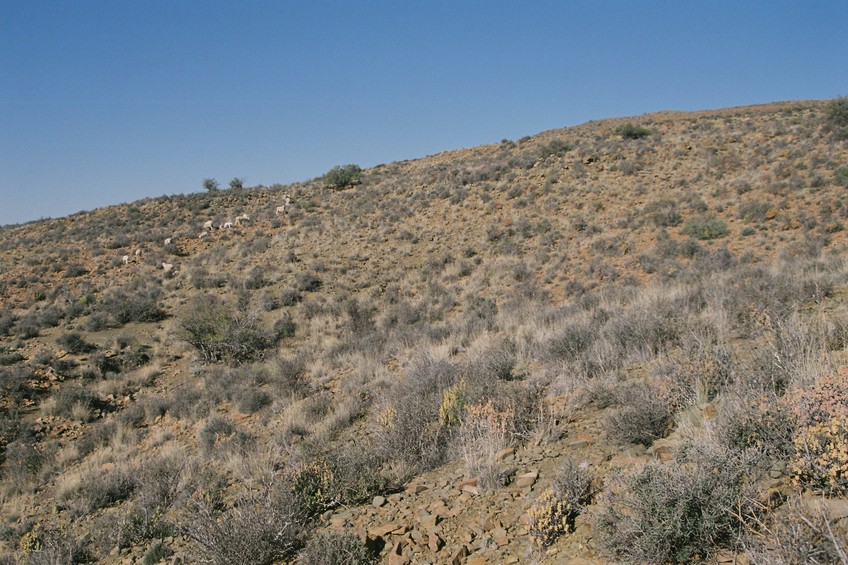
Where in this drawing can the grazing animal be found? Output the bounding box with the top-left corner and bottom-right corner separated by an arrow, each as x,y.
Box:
164,237 -> 172,245
275,194 -> 293,215
234,214 -> 250,225
134,249 -> 142,257
121,255 -> 129,265
203,220 -> 214,231
221,221 -> 233,229
198,232 -> 208,239
162,262 -> 174,273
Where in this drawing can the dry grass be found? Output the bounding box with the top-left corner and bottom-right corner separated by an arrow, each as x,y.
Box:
1,100 -> 847,562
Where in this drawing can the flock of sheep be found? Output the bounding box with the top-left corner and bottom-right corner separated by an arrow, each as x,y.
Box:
119,194 -> 294,275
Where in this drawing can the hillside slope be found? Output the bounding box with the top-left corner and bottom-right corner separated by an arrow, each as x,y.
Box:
1,99 -> 848,563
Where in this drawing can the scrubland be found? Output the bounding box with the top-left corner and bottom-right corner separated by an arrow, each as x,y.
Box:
1,99 -> 848,563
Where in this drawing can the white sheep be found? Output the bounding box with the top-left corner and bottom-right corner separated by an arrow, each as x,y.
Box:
162,262 -> 174,273
234,214 -> 250,225
275,206 -> 286,215
203,220 -> 214,231
134,249 -> 142,257
164,237 -> 172,245
198,232 -> 208,239
222,221 -> 233,229
121,255 -> 129,265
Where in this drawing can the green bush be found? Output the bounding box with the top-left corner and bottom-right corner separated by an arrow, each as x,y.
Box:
202,178 -> 219,192
322,164 -> 362,189
98,281 -> 165,325
179,295 -> 273,364
616,122 -> 653,140
537,139 -> 573,160
835,166 -> 848,186
682,213 -> 730,240
826,96 -> 848,138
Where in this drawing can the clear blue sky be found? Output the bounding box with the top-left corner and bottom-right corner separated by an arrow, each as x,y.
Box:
1,1 -> 846,226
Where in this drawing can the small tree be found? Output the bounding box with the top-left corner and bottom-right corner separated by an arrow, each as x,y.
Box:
826,97 -> 848,139
229,177 -> 244,190
322,164 -> 362,189
179,295 -> 273,364
616,123 -> 653,140
202,178 -> 219,192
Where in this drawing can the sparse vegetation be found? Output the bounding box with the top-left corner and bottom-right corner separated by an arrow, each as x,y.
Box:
1,100 -> 847,563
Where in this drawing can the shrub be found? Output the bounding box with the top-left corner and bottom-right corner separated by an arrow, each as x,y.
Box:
546,321 -> 594,361
743,496 -> 848,564
643,198 -> 682,227
374,356 -> 459,475
180,469 -> 307,565
529,458 -> 594,547
528,488 -> 572,547
16,524 -> 91,564
297,531 -> 375,565
203,178 -> 219,192
98,281 -> 166,325
0,351 -> 24,366
190,267 -> 228,289
616,122 -> 652,139
198,416 -> 236,454
835,166 -> 848,187
55,332 -> 96,354
716,394 -> 794,459
595,445 -> 758,563
295,273 -> 322,292
826,97 -> 848,138
63,264 -> 88,278
683,213 -> 730,240
791,416 -> 848,496
0,366 -> 31,403
322,448 -> 391,506
322,164 -> 362,189
75,466 -> 138,513
603,382 -> 672,447
279,288 -> 303,306
3,441 -> 47,491
537,139 -> 572,160
662,344 -> 735,410
141,542 -> 173,565
292,459 -> 335,517
0,310 -> 15,336
47,385 -> 101,422
273,314 -> 296,340
458,400 -> 513,489
229,177 -> 244,190
738,200 -> 771,223
438,379 -> 467,427
179,295 -> 273,364
271,355 -> 308,398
